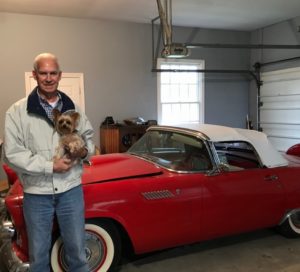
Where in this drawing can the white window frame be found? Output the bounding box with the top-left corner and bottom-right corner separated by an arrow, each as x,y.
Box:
157,58 -> 205,125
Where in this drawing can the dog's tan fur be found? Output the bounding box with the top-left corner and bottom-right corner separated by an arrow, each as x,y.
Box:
53,109 -> 86,162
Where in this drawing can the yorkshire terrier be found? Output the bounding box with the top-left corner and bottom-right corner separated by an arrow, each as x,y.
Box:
53,109 -> 86,163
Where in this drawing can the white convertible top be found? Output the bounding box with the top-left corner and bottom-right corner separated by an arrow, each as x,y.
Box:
181,124 -> 288,168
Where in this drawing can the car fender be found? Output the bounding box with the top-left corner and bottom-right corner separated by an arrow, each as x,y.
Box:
286,144 -> 300,157
84,209 -> 138,252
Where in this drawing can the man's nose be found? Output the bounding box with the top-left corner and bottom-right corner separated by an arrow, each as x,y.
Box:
46,74 -> 52,81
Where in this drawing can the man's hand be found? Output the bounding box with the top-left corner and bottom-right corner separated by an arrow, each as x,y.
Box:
53,157 -> 72,173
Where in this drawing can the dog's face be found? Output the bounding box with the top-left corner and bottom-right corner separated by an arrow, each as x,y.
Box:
53,109 -> 80,135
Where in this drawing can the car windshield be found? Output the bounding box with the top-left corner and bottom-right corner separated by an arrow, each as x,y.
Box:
128,130 -> 213,172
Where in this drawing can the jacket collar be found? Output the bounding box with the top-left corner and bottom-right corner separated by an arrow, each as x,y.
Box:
27,87 -> 75,125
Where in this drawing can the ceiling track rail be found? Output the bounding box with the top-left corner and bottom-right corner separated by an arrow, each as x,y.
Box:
185,43 -> 300,49
152,68 -> 261,87
258,56 -> 300,67
151,18 -> 298,89
152,2 -> 300,132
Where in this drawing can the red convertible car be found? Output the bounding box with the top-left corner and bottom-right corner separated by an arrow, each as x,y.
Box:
1,124 -> 300,272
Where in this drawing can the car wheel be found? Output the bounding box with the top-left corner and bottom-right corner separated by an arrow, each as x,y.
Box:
278,211 -> 300,238
51,220 -> 121,271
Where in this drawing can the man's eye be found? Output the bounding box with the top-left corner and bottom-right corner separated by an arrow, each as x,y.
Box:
38,71 -> 59,76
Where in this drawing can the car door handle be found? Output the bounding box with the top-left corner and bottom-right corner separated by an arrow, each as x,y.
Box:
264,175 -> 278,181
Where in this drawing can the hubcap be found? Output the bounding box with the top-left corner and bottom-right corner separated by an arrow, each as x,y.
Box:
58,230 -> 107,271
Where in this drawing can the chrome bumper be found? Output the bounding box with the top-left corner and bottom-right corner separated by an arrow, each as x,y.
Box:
0,197 -> 29,272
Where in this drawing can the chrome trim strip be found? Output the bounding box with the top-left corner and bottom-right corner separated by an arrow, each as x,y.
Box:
147,125 -> 210,140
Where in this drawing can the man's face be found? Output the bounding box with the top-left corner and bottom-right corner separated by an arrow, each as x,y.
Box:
32,58 -> 62,97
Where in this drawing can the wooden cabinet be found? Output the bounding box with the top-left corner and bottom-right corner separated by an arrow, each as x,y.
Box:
100,124 -> 149,154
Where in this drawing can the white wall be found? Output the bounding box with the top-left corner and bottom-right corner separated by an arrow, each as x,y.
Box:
0,12 -> 251,180
0,12 -> 156,143
0,12 -> 156,179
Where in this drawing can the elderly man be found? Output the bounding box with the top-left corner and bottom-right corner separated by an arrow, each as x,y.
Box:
4,53 -> 94,272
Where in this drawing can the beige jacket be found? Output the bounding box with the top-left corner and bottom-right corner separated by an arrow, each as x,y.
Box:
4,88 -> 94,194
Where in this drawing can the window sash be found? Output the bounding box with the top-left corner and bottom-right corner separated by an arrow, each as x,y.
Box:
157,58 -> 204,125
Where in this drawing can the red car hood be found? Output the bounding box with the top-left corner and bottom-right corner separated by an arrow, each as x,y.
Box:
82,153 -> 162,184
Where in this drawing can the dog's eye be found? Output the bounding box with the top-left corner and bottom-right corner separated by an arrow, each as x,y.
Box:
66,121 -> 71,125
58,120 -> 64,125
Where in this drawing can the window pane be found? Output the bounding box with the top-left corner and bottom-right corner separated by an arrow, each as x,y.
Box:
161,64 -> 170,69
162,103 -> 200,124
171,72 -> 181,84
181,104 -> 189,122
214,141 -> 261,169
170,84 -> 180,102
180,72 -> 191,84
189,103 -> 199,122
158,59 -> 204,125
172,103 -> 181,121
162,104 -> 172,123
161,72 -> 170,84
188,84 -> 198,101
161,84 -> 170,102
186,73 -> 198,84
179,85 -> 189,102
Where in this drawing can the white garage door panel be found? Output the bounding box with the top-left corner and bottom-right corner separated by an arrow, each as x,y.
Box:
262,96 -> 300,105
260,67 -> 300,152
262,124 -> 300,138
260,109 -> 300,124
268,137 -> 300,152
261,79 -> 300,95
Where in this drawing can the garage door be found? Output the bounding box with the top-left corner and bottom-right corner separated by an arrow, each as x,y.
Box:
259,67 -> 300,152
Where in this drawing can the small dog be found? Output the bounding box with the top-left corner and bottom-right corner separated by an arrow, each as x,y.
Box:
53,109 -> 86,163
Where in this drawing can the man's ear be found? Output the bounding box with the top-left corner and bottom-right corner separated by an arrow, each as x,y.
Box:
58,71 -> 62,81
32,70 -> 37,80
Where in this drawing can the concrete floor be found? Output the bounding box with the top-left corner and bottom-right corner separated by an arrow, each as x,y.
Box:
1,228 -> 300,271
119,229 -> 300,272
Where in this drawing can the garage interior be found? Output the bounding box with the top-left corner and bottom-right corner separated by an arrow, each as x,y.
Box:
1,0 -> 300,271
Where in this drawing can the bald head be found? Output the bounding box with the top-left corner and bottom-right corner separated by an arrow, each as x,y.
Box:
33,53 -> 60,72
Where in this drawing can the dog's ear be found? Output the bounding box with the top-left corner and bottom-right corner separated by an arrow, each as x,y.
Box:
70,112 -> 80,125
52,109 -> 61,123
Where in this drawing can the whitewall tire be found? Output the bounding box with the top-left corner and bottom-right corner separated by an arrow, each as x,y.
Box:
51,221 -> 121,271
278,210 -> 300,238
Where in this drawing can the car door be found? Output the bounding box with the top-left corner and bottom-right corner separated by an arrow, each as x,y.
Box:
197,158 -> 286,241
132,170 -> 206,252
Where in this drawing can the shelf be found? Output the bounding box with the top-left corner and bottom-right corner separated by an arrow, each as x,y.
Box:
100,124 -> 149,154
